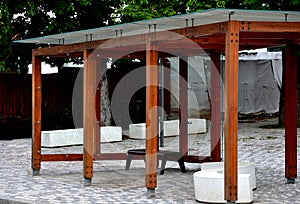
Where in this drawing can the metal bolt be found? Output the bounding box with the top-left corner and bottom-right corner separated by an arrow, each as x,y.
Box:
285,13 -> 288,22
185,19 -> 189,27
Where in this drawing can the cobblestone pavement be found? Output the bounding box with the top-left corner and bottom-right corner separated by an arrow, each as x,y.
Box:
0,118 -> 299,203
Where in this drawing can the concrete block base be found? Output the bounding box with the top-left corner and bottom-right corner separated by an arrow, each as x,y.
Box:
193,162 -> 255,203
42,126 -> 122,147
42,128 -> 83,147
129,118 -> 206,139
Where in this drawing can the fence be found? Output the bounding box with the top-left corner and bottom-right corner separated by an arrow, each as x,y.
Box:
0,71 -> 78,139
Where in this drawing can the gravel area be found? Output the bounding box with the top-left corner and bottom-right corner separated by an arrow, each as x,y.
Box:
0,118 -> 299,203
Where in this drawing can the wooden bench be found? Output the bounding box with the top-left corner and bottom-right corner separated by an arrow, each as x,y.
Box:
125,149 -> 186,175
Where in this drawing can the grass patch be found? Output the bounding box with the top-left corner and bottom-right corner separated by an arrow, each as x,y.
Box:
260,136 -> 278,140
239,136 -> 256,141
266,135 -> 277,140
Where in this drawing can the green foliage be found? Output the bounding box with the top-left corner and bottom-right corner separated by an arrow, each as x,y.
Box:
1,0 -> 123,72
240,0 -> 300,10
118,0 -> 183,22
1,0 -> 300,72
186,0 -> 226,12
118,0 -> 228,23
0,1 -> 12,70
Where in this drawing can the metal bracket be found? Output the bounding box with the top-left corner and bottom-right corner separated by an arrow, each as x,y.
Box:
287,178 -> 295,184
32,169 -> 40,176
147,188 -> 155,198
84,178 -> 92,186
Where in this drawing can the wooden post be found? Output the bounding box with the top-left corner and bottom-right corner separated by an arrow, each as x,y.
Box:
32,53 -> 42,176
224,21 -> 239,203
83,49 -> 97,186
285,43 -> 298,183
145,41 -> 159,193
179,57 -> 188,155
210,52 -> 221,162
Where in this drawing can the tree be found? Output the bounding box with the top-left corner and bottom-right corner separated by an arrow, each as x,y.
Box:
118,0 -> 300,24
239,0 -> 300,10
118,0 -> 226,23
0,1 -> 13,72
0,0 -> 122,72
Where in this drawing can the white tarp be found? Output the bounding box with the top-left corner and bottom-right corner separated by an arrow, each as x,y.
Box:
238,52 -> 282,114
168,52 -> 282,116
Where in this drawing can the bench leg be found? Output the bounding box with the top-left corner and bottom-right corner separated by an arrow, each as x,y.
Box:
125,154 -> 133,170
160,155 -> 167,175
178,158 -> 186,173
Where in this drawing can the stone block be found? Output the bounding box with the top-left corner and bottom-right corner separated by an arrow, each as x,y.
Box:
188,118 -> 206,134
129,123 -> 146,140
101,126 -> 122,143
193,162 -> 255,203
129,118 -> 206,139
200,162 -> 256,190
163,120 -> 179,136
42,126 -> 122,147
42,128 -> 83,147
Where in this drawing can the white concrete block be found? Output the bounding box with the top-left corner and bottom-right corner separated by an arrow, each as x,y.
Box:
163,120 -> 179,136
129,118 -> 206,139
101,126 -> 122,143
42,126 -> 122,147
188,118 -> 206,134
42,128 -> 83,147
129,123 -> 146,139
193,162 -> 255,203
200,162 -> 256,190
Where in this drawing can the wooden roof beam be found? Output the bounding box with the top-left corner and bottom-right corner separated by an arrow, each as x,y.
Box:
32,22 -> 229,57
240,31 -> 300,38
240,21 -> 300,33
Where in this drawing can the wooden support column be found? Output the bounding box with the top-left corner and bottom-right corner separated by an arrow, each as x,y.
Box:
32,54 -> 42,176
83,49 -> 96,186
285,43 -> 298,184
94,58 -> 102,156
145,41 -> 159,193
224,21 -> 240,203
210,52 -> 221,162
179,57 -> 188,155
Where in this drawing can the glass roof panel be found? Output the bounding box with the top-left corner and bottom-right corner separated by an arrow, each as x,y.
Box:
15,9 -> 300,45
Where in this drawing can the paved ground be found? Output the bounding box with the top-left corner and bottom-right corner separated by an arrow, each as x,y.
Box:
0,118 -> 299,203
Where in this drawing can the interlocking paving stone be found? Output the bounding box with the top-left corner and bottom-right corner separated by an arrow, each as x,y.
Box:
0,118 -> 299,203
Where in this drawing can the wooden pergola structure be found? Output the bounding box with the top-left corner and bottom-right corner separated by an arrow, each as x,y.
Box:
17,9 -> 300,203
